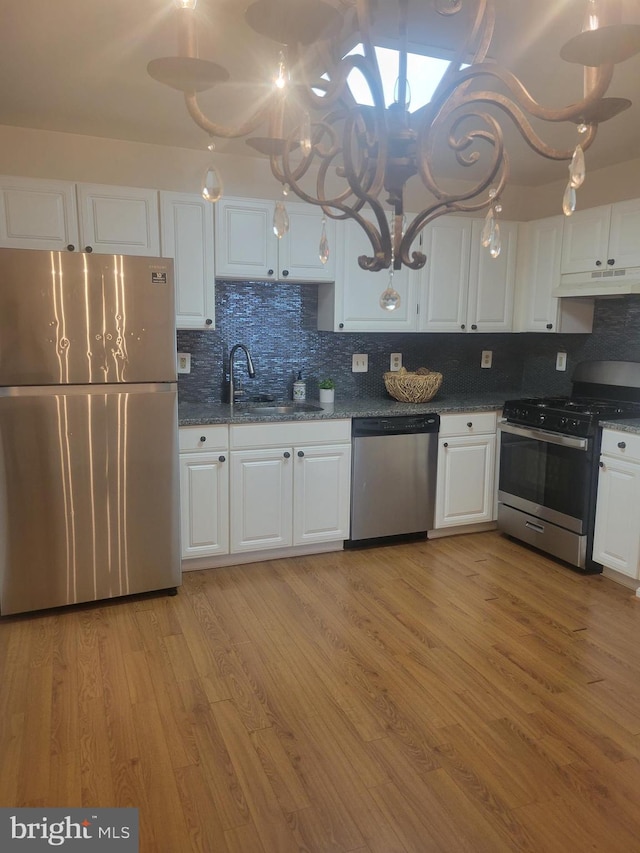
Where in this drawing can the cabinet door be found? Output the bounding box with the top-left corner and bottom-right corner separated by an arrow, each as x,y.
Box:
593,455 -> 640,578
280,204 -> 336,281
435,433 -> 496,528
515,216 -> 563,332
0,176 -> 79,251
468,220 -> 518,332
608,198 -> 640,270
418,216 -> 471,332
560,204 -> 611,274
215,198 -> 278,279
318,217 -> 418,332
293,443 -> 351,544
230,448 -> 293,552
77,183 -> 160,255
179,453 -> 229,558
160,191 -> 215,330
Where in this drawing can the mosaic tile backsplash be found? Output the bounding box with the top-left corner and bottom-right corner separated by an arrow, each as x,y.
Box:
177,280 -> 640,404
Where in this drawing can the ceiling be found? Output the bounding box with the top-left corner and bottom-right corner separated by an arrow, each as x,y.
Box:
2,0 -> 640,187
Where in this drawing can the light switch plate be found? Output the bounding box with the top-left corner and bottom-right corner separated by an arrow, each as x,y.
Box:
177,352 -> 191,374
556,351 -> 567,371
352,354 -> 368,372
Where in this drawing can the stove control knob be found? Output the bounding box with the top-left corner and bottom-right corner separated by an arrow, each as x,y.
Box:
538,413 -> 546,425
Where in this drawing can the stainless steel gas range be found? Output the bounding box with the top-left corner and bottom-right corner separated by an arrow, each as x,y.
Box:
497,361 -> 640,573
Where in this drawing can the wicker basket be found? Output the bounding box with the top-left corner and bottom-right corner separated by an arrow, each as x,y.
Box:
383,367 -> 443,403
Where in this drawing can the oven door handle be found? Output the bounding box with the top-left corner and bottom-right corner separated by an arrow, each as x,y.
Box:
498,421 -> 588,450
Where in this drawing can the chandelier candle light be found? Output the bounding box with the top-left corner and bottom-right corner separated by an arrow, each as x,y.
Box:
149,0 -> 640,310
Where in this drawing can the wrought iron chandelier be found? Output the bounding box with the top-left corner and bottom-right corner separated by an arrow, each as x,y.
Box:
149,0 -> 640,292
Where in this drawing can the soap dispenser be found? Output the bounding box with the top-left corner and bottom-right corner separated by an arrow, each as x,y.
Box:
293,370 -> 306,402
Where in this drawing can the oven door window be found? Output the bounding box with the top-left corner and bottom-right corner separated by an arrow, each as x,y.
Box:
499,433 -> 590,524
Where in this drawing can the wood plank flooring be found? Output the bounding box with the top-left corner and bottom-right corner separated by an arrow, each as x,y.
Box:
2,531 -> 640,851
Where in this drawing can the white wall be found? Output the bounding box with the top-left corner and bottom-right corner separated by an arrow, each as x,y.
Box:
1,123 -> 639,222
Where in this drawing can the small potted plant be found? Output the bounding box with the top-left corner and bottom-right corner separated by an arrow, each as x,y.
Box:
318,378 -> 335,404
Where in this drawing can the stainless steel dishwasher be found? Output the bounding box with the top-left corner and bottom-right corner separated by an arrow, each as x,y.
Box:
348,414 -> 440,544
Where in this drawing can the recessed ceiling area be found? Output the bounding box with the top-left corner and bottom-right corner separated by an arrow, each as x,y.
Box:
1,0 -> 640,187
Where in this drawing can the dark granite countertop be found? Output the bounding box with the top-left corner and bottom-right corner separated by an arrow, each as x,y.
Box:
178,393 -> 508,426
599,418 -> 640,435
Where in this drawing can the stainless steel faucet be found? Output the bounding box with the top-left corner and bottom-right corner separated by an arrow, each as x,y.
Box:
228,343 -> 255,407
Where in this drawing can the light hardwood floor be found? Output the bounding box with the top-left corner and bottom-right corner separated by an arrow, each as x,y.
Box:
2,531 -> 640,852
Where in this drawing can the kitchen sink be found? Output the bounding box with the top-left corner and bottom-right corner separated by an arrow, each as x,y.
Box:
240,403 -> 324,415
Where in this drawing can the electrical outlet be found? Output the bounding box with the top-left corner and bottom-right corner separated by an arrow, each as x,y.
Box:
556,351 -> 567,371
352,353 -> 368,372
177,352 -> 191,374
481,350 -> 492,369
390,352 -> 402,371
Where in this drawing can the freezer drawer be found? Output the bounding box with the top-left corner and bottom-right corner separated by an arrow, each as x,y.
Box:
0,384 -> 180,614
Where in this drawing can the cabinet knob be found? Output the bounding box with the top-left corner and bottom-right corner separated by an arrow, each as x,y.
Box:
546,323 -> 553,330
467,422 -> 473,428
443,442 -> 449,448
268,268 -> 274,276
608,258 -> 615,266
297,450 -> 304,458
205,318 -> 213,326
85,246 -> 93,253
471,324 -> 477,330
618,441 -> 627,449
218,455 -> 226,463
200,436 -> 207,443
283,451 -> 291,459
595,260 -> 602,266
339,323 -> 344,329
599,460 -> 604,467
460,324 -> 466,330
66,244 -> 75,252
282,269 -> 289,277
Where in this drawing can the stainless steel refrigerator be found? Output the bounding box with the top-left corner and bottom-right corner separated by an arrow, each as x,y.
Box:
0,248 -> 181,615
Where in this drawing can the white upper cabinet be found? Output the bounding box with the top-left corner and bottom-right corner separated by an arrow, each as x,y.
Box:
317,215 -> 419,332
514,216 -> 593,333
77,183 -> 160,256
160,191 -> 215,330
467,219 -> 518,332
418,215 -> 472,332
215,196 -> 335,282
558,199 -> 640,295
0,175 -> 79,251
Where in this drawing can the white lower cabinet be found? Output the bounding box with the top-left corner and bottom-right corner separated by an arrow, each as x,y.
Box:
434,412 -> 498,529
593,429 -> 640,580
230,420 -> 351,553
179,426 -> 229,559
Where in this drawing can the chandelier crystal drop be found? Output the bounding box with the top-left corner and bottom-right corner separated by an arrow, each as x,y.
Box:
149,0 -> 640,277
319,216 -> 330,265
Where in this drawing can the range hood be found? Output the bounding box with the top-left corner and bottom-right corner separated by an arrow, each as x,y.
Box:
554,266 -> 640,297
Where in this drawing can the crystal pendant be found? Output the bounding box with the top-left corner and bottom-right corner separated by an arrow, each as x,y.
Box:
319,217 -> 330,264
380,286 -> 401,311
201,164 -> 223,203
562,182 -> 577,216
489,220 -> 501,258
569,144 -> 586,189
273,201 -> 289,238
300,111 -> 312,156
481,207 -> 495,248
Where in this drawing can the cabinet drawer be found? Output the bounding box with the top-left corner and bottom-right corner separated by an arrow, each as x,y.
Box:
231,419 -> 351,449
179,425 -> 228,452
439,411 -> 498,436
600,429 -> 640,462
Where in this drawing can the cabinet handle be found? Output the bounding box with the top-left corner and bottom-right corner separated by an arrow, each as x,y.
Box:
282,269 -> 289,277
608,258 -> 615,266
200,436 -> 207,443
85,246 -> 93,253
268,268 -> 274,276
443,442 -> 449,448
618,441 -> 627,449
205,318 -> 213,326
66,244 -> 75,252
595,260 -> 602,266
218,455 -> 226,463
297,450 -> 304,458
471,324 -> 477,330
546,323 -> 553,329
283,451 -> 291,459
467,422 -> 473,428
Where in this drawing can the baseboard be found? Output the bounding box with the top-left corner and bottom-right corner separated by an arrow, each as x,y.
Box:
427,521 -> 497,540
182,540 -> 344,572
